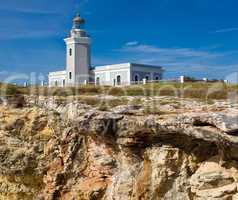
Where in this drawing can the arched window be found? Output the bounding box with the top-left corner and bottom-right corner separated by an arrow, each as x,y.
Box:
155,76 -> 159,81
145,76 -> 150,81
134,75 -> 139,84
69,48 -> 72,56
96,77 -> 100,85
63,80 -> 65,86
116,75 -> 121,85
69,72 -> 72,80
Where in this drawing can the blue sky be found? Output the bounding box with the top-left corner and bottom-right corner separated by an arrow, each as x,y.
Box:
0,0 -> 238,82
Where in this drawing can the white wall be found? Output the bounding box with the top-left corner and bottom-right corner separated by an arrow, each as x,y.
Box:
65,36 -> 91,86
48,71 -> 67,87
65,42 -> 76,85
75,43 -> 90,83
94,64 -> 131,86
131,64 -> 163,82
94,63 -> 164,86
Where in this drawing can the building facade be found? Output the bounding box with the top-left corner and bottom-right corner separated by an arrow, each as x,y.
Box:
49,14 -> 164,87
94,63 -> 163,86
48,71 -> 67,87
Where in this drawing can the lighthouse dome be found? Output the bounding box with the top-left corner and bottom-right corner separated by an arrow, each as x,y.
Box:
73,13 -> 85,28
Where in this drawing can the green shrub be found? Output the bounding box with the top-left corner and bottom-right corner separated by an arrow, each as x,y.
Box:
0,84 -> 22,96
108,87 -> 125,96
125,87 -> 150,96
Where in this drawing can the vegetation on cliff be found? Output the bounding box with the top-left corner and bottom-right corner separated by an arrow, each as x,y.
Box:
0,82 -> 237,100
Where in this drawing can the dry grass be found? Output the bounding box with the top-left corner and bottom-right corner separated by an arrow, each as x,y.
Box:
0,82 -> 237,100
77,96 -> 129,110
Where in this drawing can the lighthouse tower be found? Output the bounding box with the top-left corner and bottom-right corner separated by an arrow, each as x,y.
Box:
64,13 -> 91,86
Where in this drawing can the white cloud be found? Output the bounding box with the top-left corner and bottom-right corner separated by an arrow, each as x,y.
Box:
110,42 -> 238,79
0,29 -> 61,40
214,28 -> 238,33
0,70 -> 24,82
225,72 -> 238,84
0,13 -> 65,40
0,7 -> 59,15
119,43 -> 222,59
125,41 -> 139,46
0,71 -> 9,76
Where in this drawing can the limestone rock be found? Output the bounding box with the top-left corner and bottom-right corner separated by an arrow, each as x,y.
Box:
0,96 -> 238,199
190,156 -> 238,199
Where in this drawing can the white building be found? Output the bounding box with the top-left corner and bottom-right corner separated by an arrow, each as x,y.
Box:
94,63 -> 163,86
49,13 -> 164,87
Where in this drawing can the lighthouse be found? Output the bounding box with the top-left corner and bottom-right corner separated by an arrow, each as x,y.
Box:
48,13 -> 164,87
64,13 -> 91,86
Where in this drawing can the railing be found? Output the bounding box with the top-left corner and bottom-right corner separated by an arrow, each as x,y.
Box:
130,79 -> 179,85
23,79 -> 230,88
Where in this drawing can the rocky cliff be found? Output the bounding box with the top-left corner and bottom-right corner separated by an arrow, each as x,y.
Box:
0,95 -> 237,200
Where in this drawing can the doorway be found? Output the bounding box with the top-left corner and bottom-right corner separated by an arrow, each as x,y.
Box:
116,75 -> 121,85
96,77 -> 100,85
134,75 -> 139,84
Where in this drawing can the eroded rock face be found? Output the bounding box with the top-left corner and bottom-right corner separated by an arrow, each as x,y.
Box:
0,96 -> 238,200
0,106 -> 59,200
190,156 -> 238,200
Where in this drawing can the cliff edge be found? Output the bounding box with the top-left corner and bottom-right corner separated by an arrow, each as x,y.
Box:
0,96 -> 237,200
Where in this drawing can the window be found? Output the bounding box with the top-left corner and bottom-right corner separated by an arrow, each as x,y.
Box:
96,77 -> 100,85
69,72 -> 72,80
155,76 -> 159,81
116,75 -> 121,85
63,80 -> 65,86
69,48 -> 72,56
134,75 -> 139,84
145,76 -> 150,81
55,81 -> 58,86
